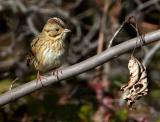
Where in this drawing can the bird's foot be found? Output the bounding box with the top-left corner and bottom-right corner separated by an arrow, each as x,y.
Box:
37,71 -> 46,87
53,69 -> 62,80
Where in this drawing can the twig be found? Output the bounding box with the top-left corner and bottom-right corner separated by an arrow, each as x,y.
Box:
134,0 -> 142,5
27,15 -> 39,36
107,21 -> 125,48
0,29 -> 159,106
0,59 -> 16,72
143,41 -> 160,66
129,0 -> 160,16
9,78 -> 18,91
95,2 -> 109,79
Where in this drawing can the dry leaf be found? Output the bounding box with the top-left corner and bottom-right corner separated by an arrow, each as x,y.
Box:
121,56 -> 140,91
121,55 -> 148,108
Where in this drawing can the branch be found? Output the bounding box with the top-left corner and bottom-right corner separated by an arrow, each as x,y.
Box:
0,30 -> 160,106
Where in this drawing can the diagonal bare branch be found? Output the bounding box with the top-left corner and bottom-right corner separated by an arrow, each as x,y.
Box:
0,29 -> 160,106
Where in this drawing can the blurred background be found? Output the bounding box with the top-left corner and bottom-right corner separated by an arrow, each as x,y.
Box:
0,0 -> 160,121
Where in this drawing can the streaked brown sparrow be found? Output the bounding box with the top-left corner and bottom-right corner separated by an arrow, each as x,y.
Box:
27,17 -> 70,85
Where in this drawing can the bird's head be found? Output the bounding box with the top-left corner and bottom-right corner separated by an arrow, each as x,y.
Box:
43,17 -> 70,40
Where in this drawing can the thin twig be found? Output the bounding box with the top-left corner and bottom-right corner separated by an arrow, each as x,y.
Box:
107,22 -> 125,48
129,0 -> 160,16
143,41 -> 160,66
27,15 -> 39,36
9,78 -> 18,91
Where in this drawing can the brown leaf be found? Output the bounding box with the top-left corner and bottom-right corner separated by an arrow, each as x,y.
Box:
121,55 -> 148,108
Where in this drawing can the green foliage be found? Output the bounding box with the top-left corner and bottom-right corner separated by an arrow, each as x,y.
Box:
0,79 -> 12,93
78,104 -> 93,122
114,109 -> 127,122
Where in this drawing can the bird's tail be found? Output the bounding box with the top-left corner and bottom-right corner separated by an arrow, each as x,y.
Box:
26,53 -> 34,67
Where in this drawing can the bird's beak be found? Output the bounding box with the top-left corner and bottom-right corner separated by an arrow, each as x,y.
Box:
63,29 -> 71,33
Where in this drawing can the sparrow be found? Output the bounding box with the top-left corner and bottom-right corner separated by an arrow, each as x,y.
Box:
27,17 -> 70,85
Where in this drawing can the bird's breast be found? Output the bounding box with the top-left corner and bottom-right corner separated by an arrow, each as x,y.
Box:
42,47 -> 65,70
35,40 -> 65,72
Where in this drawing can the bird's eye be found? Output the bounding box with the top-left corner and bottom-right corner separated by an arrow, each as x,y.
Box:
56,28 -> 59,31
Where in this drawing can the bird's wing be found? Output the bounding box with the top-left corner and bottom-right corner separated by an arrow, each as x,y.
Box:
31,36 -> 40,56
26,36 -> 39,67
